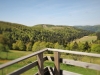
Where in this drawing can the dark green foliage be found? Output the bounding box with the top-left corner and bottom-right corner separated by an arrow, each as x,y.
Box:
0,43 -> 5,52
0,43 -> 10,59
82,41 -> 90,52
0,34 -> 10,52
0,21 -> 92,51
0,34 -> 8,44
72,42 -> 78,50
96,32 -> 100,40
66,41 -> 91,52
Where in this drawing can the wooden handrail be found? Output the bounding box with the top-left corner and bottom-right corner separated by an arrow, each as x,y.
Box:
8,57 -> 47,75
0,48 -> 47,69
47,48 -> 100,58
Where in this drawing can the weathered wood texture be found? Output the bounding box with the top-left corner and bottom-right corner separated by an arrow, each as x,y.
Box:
37,53 -> 44,75
54,52 -> 60,75
62,70 -> 82,75
47,48 -> 100,58
62,59 -> 100,71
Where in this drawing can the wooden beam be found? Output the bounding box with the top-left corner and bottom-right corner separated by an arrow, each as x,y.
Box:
0,48 -> 47,70
37,52 -> 44,75
47,48 -> 100,58
63,70 -> 82,75
62,59 -> 100,71
54,51 -> 60,75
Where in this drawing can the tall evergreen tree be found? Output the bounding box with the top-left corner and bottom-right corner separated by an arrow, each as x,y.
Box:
72,42 -> 78,50
83,41 -> 90,52
96,32 -> 100,40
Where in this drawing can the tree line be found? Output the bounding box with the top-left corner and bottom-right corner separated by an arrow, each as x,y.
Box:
0,21 -> 96,53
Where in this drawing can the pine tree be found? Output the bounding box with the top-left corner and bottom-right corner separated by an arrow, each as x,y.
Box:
72,42 -> 78,50
83,41 -> 90,52
96,32 -> 100,40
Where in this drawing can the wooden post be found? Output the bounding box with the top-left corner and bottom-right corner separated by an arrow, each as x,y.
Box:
37,53 -> 44,75
54,51 -> 60,75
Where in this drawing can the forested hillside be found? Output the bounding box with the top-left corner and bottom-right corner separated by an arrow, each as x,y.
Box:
74,25 -> 100,32
0,21 -> 92,52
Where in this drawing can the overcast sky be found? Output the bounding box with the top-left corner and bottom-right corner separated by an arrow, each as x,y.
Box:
0,0 -> 100,26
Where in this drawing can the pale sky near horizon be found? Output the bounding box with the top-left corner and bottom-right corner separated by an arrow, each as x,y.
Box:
0,0 -> 100,26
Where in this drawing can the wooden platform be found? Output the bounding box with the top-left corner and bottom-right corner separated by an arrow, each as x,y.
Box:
63,70 -> 82,75
1,48 -> 99,75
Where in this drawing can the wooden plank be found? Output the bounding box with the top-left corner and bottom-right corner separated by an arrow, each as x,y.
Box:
37,53 -> 44,75
8,56 -> 47,75
47,48 -> 100,58
62,59 -> 100,71
0,48 -> 47,69
63,70 -> 82,75
54,52 -> 60,75
47,56 -> 100,71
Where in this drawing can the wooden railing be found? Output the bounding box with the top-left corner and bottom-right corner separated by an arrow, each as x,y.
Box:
0,48 -> 100,75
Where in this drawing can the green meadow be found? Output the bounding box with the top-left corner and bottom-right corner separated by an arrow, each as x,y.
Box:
73,36 -> 97,43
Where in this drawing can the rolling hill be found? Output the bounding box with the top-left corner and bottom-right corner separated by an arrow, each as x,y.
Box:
0,21 -> 92,48
74,25 -> 100,32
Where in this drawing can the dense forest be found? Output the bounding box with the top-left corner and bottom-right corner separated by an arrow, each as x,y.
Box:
0,21 -> 100,53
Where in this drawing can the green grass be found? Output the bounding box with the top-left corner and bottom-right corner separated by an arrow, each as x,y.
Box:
73,36 -> 97,43
0,50 -> 33,64
0,50 -> 37,75
0,62 -> 38,75
60,53 -> 100,65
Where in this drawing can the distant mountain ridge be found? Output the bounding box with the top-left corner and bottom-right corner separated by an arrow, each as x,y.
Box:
74,25 -> 100,32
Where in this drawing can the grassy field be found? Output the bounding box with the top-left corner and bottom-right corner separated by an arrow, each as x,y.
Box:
0,50 -> 100,75
73,36 -> 97,43
0,50 -> 37,75
0,50 -> 34,64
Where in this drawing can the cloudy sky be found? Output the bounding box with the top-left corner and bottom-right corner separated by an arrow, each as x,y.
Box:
0,0 -> 100,26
